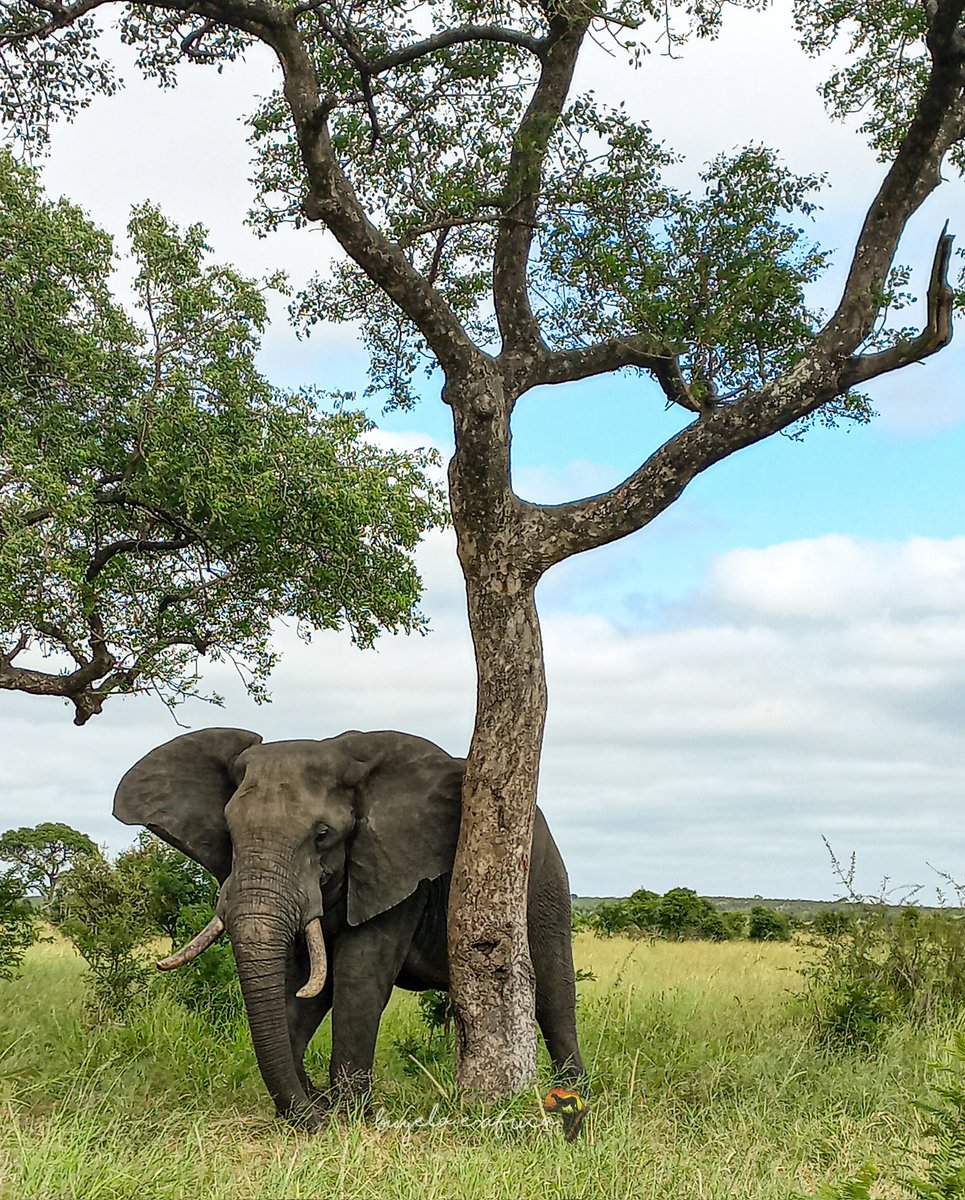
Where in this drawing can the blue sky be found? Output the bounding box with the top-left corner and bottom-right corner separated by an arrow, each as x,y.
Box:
1,6 -> 964,900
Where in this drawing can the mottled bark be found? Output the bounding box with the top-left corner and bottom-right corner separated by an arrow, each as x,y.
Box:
443,368 -> 544,1090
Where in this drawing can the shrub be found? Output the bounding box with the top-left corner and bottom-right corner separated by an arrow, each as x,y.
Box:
571,907 -> 596,933
812,910 -> 855,938
418,988 -> 453,1037
584,887 -> 735,940
0,869 -> 38,979
164,902 -> 243,1025
803,904 -> 965,1049
99,832 -> 243,1025
52,853 -> 154,1021
624,887 -> 660,930
587,898 -> 637,936
721,911 -> 747,940
748,906 -> 792,942
116,832 -> 218,944
654,888 -> 720,940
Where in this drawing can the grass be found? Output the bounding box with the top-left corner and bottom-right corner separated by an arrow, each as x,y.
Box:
0,931 -> 956,1198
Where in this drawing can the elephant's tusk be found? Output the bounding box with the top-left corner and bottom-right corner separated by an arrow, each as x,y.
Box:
156,915 -> 225,971
296,918 -> 327,999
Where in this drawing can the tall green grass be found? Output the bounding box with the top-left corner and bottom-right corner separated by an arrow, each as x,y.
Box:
0,932 -> 954,1198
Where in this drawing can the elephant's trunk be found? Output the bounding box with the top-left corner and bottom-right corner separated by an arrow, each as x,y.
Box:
231,911 -> 308,1117
227,851 -> 315,1119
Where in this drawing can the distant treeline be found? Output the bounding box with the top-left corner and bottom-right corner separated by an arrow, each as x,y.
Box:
573,894 -> 965,919
572,887 -> 794,941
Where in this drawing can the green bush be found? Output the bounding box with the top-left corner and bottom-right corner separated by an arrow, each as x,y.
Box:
116,832 -> 218,944
163,902 -> 243,1025
721,910 -> 747,940
586,898 -> 638,936
0,869 -> 38,979
109,833 -> 241,1026
584,887 -> 737,941
748,906 -> 792,942
53,853 -> 154,1021
812,911 -> 855,938
804,905 -> 965,1049
655,887 -> 721,940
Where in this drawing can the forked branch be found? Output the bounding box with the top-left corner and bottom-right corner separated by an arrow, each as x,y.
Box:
841,224 -> 955,387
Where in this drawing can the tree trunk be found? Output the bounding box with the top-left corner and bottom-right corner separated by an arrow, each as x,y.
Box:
445,370 -> 546,1095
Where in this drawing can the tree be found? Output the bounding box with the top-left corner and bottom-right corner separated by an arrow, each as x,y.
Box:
748,906 -> 792,943
0,152 -> 446,723
114,830 -> 218,945
53,849 -> 155,1019
2,0 -> 963,1095
0,870 -> 38,978
0,821 -> 99,908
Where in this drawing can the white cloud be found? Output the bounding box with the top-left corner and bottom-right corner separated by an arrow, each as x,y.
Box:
3,529 -> 964,903
709,535 -> 965,620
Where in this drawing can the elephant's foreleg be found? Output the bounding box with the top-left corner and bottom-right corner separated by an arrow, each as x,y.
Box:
328,892 -> 424,1109
285,943 -> 333,1104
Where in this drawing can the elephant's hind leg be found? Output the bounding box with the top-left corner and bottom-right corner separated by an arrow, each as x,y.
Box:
529,893 -> 585,1082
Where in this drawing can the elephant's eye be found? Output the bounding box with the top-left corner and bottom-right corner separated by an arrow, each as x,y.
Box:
314,828 -> 329,851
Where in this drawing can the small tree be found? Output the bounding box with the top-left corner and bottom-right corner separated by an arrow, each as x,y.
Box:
0,869 -> 38,979
53,852 -> 155,1019
114,832 -> 241,1022
655,887 -> 720,940
116,831 -> 218,946
0,821 -> 99,909
0,153 -> 446,723
748,906 -> 792,942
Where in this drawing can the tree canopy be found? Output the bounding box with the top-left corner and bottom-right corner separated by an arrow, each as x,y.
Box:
0,821 -> 99,908
0,153 -> 447,722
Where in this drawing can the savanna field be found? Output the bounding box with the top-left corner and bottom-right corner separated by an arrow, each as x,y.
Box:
1,932 -> 962,1199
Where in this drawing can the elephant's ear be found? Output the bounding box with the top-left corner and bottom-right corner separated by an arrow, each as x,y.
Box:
113,728 -> 263,882
344,733 -> 463,926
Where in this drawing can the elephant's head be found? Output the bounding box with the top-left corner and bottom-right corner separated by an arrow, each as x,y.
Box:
113,727 -> 463,1113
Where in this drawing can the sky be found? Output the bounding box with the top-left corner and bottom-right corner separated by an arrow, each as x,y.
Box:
1,6 -> 964,901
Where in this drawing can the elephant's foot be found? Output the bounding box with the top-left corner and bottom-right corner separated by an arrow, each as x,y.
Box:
329,1070 -> 374,1121
550,1055 -> 588,1088
302,1075 -> 328,1105
276,1091 -> 331,1133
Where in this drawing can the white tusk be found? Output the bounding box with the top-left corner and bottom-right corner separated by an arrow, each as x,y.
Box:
296,918 -> 328,999
156,915 -> 225,971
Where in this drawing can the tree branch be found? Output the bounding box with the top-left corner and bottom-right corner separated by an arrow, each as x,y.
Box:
0,0 -> 108,46
841,223 -> 955,387
813,0 -> 965,358
0,632 -> 115,724
268,24 -> 483,378
365,25 -> 545,74
528,3 -> 965,566
537,337 -> 707,413
84,534 -> 196,583
492,18 -> 587,364
34,621 -> 89,668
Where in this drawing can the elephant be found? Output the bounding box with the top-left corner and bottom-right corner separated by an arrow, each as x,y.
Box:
113,727 -> 584,1126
